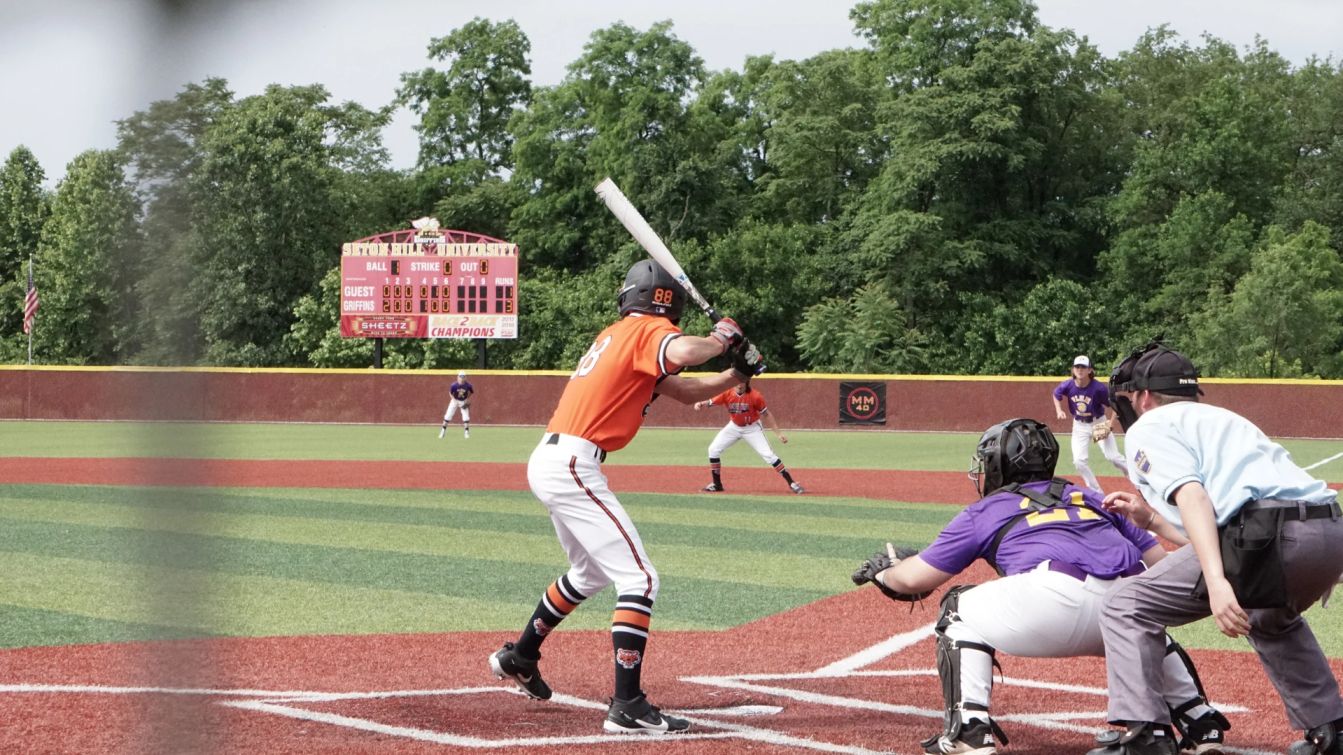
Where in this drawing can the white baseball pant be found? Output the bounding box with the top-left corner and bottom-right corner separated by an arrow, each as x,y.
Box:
946,562 -> 1202,721
527,433 -> 659,600
443,399 -> 471,424
708,421 -> 778,465
1071,419 -> 1127,492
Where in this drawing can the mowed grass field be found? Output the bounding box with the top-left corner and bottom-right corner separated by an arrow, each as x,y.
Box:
1,420 -> 1340,656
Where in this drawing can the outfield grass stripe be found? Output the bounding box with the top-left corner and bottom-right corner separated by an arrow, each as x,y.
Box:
0,550 -> 718,638
0,508 -> 835,635
0,492 -> 878,590
0,485 -> 952,560
0,603 -> 212,649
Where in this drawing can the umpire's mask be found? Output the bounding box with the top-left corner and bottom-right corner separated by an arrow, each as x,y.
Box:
1108,338 -> 1202,430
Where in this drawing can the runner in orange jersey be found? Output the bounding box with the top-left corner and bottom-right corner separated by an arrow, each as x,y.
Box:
695,379 -> 803,494
488,259 -> 763,735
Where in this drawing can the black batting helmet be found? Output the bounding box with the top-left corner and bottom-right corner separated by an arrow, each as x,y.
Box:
969,418 -> 1059,497
617,259 -> 686,323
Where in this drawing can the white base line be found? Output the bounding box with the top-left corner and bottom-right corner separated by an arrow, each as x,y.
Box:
1303,450 -> 1343,471
813,623 -> 936,676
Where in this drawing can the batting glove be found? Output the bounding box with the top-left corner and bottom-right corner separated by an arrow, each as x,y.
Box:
709,317 -> 745,353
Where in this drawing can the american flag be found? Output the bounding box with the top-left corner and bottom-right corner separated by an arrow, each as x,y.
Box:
22,258 -> 39,335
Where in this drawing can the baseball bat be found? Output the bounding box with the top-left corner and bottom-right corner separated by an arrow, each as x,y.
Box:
593,177 -> 721,323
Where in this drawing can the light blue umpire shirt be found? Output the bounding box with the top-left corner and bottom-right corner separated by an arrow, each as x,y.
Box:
1123,401 -> 1337,530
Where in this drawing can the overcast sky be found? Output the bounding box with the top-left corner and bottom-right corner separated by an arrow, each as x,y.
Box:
3,0 -> 1340,185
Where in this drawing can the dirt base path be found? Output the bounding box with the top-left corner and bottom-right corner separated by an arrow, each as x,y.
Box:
0,457 -> 1119,503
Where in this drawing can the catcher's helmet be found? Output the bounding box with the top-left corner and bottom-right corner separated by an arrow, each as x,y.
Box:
969,418 -> 1059,497
618,259 -> 686,324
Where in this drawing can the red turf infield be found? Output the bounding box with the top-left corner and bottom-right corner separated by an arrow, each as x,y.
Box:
0,584 -> 1326,754
0,458 -> 1335,753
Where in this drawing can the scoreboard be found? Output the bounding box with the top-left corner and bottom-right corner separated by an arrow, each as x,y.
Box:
339,231 -> 519,340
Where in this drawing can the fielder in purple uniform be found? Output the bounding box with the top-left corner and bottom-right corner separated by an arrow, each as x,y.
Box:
855,418 -> 1228,755
1053,355 -> 1128,492
439,370 -> 474,439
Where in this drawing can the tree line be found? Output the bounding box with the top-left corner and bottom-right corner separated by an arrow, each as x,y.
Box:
3,0 -> 1342,378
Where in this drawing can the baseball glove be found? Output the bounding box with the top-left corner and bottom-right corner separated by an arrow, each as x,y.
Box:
1091,418 -> 1113,442
851,546 -> 932,603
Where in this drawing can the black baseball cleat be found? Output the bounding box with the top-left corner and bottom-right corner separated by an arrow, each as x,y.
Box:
488,642 -> 551,700
1088,723 -> 1179,755
1288,719 -> 1342,755
703,483 -> 723,492
603,693 -> 690,735
922,720 -> 998,754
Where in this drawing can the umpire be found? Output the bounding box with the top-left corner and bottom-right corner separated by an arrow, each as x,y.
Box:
1091,342 -> 1343,755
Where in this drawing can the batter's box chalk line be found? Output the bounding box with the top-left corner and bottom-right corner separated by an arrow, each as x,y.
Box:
683,622 -> 1267,755
0,626 -> 1270,755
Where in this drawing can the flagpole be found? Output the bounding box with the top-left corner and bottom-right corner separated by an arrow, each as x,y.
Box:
27,256 -> 33,365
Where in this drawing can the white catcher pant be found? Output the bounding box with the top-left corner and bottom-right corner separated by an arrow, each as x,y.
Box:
443,399 -> 471,423
1071,419 -> 1127,492
527,434 -> 659,600
708,421 -> 779,465
946,562 -> 1200,721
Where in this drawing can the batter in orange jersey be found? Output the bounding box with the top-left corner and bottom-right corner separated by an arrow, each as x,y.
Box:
488,259 -> 763,736
694,379 -> 803,494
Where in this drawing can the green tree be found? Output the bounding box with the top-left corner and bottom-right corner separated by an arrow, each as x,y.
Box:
751,49 -> 886,224
509,21 -> 712,270
957,277 -> 1117,375
398,18 -> 532,175
30,150 -> 141,364
796,281 -> 924,372
1271,58 -> 1343,244
0,146 -> 49,351
1100,34 -> 1298,338
115,78 -> 234,364
1191,223 -> 1343,378
191,84 -> 386,366
842,1 -> 1122,359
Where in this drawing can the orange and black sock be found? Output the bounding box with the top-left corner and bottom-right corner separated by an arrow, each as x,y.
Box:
515,575 -> 586,659
773,459 -> 796,484
709,458 -> 722,488
611,594 -> 653,700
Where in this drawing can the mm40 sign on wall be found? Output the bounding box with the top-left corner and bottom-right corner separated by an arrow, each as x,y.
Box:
339,220 -> 518,339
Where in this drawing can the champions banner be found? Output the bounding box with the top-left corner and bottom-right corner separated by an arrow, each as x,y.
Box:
839,381 -> 886,425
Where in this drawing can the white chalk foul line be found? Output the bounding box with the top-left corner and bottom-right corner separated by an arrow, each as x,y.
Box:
1303,450 -> 1343,471
224,689 -> 886,754
812,623 -> 936,676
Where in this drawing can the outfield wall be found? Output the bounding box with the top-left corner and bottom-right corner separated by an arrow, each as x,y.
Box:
1,367 -> 1340,438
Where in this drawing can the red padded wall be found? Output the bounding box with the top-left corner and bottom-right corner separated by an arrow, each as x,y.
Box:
1,369 -> 1339,439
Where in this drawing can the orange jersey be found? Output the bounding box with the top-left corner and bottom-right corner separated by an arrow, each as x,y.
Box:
546,314 -> 683,452
710,387 -> 767,426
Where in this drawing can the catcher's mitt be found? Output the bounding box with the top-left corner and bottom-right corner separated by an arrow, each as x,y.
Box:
851,546 -> 932,603
1091,418 -> 1113,442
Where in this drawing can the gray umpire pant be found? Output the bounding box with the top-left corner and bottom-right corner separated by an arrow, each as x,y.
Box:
1099,511 -> 1343,730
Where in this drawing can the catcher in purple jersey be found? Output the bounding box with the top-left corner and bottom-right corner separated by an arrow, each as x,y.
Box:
851,419 -> 1228,755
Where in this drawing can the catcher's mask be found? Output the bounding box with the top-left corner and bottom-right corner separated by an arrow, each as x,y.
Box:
968,418 -> 1059,497
617,259 -> 686,324
1108,338 -> 1202,430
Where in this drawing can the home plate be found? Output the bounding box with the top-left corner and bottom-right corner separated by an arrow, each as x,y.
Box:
679,704 -> 784,716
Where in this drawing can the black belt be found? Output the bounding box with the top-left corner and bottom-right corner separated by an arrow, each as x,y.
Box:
545,433 -> 606,463
1241,499 -> 1341,522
